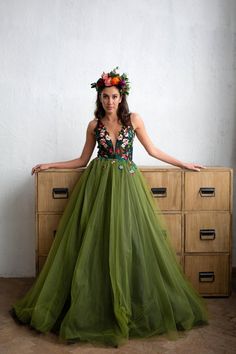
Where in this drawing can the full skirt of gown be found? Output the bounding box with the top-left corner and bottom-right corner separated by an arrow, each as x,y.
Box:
12,157 -> 208,346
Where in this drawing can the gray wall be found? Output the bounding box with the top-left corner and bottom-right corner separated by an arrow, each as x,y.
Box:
0,0 -> 236,276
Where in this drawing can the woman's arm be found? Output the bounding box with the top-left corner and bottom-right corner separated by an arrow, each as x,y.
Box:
31,119 -> 97,175
131,113 -> 204,171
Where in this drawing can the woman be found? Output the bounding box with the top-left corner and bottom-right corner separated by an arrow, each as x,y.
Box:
11,67 -> 208,347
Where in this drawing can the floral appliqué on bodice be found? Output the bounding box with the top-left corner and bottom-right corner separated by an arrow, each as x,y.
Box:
95,119 -> 135,161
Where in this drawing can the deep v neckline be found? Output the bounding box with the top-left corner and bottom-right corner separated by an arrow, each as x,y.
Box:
100,120 -> 124,152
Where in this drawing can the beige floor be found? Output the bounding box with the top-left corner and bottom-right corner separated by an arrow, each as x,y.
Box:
0,278 -> 236,354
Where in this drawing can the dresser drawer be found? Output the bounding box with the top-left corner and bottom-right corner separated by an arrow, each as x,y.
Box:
184,255 -> 229,296
37,171 -> 83,212
38,256 -> 47,273
161,213 -> 182,254
142,171 -> 181,211
176,254 -> 183,266
185,212 -> 230,252
184,171 -> 230,211
38,214 -> 62,255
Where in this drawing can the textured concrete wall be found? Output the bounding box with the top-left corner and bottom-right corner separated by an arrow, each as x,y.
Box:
0,0 -> 236,276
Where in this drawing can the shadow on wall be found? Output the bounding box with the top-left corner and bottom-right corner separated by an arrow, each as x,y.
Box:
1,175 -> 35,277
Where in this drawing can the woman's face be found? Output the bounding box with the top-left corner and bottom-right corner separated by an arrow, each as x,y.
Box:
100,86 -> 122,114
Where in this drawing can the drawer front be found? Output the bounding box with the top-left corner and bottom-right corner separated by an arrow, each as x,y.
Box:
160,213 -> 182,254
185,212 -> 230,252
142,171 -> 181,211
184,255 -> 229,296
184,171 -> 230,211
37,171 -> 83,212
38,214 -> 62,255
38,256 -> 47,273
175,254 -> 183,267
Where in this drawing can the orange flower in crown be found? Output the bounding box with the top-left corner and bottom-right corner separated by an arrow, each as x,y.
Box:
91,67 -> 130,95
111,76 -> 120,85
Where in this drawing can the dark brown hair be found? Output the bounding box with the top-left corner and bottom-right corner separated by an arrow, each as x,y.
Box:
94,88 -> 131,126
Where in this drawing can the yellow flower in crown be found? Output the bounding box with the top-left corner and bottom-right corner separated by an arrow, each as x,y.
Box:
91,67 -> 130,95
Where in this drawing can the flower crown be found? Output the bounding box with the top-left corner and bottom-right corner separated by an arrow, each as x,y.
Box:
91,67 -> 130,95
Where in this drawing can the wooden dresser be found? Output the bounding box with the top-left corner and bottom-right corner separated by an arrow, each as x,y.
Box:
35,166 -> 233,296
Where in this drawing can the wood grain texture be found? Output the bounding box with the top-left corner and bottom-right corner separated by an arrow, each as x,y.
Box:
38,214 -> 62,255
160,213 -> 182,254
142,171 -> 182,211
185,212 -> 230,252
184,254 -> 229,296
37,171 -> 83,212
184,171 -> 230,211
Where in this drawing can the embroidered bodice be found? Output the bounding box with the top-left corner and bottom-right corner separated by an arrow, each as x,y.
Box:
94,119 -> 135,161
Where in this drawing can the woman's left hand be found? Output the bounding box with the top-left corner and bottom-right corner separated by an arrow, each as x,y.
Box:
181,162 -> 205,171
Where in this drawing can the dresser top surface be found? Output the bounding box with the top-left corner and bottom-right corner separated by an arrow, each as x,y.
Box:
36,166 -> 233,174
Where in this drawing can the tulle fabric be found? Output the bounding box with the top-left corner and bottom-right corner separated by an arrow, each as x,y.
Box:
12,157 -> 208,346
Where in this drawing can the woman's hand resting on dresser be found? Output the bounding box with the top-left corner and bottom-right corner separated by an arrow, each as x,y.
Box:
180,162 -> 205,172
31,164 -> 51,175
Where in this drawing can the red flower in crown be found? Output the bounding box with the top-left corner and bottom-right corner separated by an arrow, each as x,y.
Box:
97,78 -> 104,87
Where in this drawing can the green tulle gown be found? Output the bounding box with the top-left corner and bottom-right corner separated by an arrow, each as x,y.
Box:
11,118 -> 208,346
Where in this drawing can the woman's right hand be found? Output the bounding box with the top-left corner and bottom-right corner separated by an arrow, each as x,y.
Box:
31,164 -> 51,175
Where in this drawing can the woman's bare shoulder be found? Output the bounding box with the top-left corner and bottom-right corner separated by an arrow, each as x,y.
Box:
87,118 -> 98,131
130,112 -> 143,130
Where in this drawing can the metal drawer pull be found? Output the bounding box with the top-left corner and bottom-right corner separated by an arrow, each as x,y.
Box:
199,187 -> 215,197
151,187 -> 167,197
199,272 -> 215,282
200,229 -> 216,240
52,188 -> 69,199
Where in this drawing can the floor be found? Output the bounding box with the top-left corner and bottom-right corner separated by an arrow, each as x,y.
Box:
0,278 -> 236,354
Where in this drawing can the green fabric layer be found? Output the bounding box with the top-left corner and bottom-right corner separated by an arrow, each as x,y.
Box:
12,157 -> 208,346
